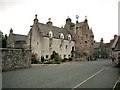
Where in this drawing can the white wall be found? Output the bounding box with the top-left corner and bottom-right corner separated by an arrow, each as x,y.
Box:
41,37 -> 75,59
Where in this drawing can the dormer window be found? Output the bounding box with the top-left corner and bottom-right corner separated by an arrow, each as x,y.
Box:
49,31 -> 53,38
60,33 -> 64,39
68,34 -> 71,41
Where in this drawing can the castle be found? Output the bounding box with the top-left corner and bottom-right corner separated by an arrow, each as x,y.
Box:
7,15 -> 94,61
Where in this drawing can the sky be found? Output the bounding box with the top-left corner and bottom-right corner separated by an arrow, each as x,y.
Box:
0,0 -> 119,43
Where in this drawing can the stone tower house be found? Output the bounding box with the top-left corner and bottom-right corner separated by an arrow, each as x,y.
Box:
64,16 -> 94,60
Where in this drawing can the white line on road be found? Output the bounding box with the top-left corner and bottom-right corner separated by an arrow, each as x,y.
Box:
72,69 -> 104,90
112,80 -> 118,90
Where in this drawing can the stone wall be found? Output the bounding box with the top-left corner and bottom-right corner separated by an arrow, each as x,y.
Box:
1,48 -> 31,72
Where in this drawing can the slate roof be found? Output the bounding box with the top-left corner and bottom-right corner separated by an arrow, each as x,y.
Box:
112,36 -> 120,51
12,34 -> 27,41
89,30 -> 94,37
111,36 -> 119,49
94,42 -> 101,48
76,22 -> 84,28
37,23 -> 72,40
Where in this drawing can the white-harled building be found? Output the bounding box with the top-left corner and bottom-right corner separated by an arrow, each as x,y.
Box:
27,15 -> 75,60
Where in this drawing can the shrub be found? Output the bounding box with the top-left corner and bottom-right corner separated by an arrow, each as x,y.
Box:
68,57 -> 73,61
61,59 -> 65,62
50,51 -> 61,64
54,61 -> 60,64
39,61 -> 44,64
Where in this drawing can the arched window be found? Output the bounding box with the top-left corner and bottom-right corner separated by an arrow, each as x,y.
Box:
60,33 -> 64,39
49,31 -> 53,38
68,34 -> 71,41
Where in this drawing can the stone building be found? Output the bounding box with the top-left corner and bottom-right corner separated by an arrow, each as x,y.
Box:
93,38 -> 107,59
0,30 -> 3,48
6,15 -> 94,61
111,35 -> 120,66
0,30 -> 3,38
27,15 -> 75,60
108,35 -> 118,57
93,35 -> 118,59
64,16 -> 94,60
7,28 -> 27,49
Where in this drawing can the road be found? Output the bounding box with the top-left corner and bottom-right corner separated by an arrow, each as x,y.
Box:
2,59 -> 120,89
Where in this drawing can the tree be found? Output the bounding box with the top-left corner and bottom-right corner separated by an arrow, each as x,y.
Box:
50,51 -> 61,64
1,34 -> 7,48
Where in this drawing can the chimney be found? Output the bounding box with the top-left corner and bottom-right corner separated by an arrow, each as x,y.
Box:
46,18 -> 52,26
84,16 -> 88,23
10,28 -> 13,35
34,14 -> 39,24
66,16 -> 71,24
114,34 -> 117,40
64,16 -> 72,30
100,38 -> 104,43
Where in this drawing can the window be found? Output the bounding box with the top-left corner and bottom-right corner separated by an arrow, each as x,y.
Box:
64,55 -> 66,58
49,43 -> 52,48
72,46 -> 74,51
49,38 -> 52,48
60,33 -> 64,39
60,44 -> 62,48
37,42 -> 38,45
46,55 -> 49,59
85,34 -> 88,37
49,31 -> 53,38
85,41 -> 87,43
99,49 -> 101,52
68,34 -> 71,41
68,55 -> 71,58
12,43 -> 14,47
66,45 -> 68,49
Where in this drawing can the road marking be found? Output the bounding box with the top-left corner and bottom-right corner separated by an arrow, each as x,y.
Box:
112,80 -> 118,90
72,69 -> 104,90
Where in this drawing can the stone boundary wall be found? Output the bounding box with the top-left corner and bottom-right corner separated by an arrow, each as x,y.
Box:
1,48 -> 31,72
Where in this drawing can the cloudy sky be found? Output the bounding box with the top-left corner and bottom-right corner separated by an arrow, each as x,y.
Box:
0,0 -> 119,43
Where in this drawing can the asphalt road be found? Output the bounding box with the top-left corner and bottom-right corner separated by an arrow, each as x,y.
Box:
2,59 -> 119,89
